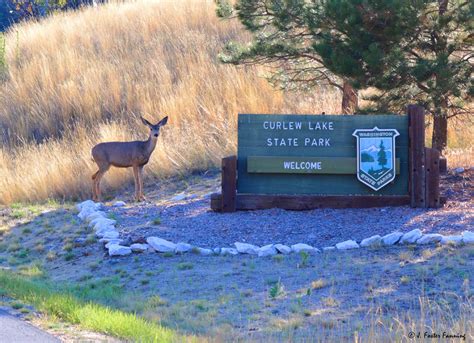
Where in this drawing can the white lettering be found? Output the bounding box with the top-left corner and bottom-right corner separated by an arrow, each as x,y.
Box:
267,138 -> 299,146
262,121 -> 303,130
302,137 -> 331,147
308,122 -> 334,130
283,161 -> 322,170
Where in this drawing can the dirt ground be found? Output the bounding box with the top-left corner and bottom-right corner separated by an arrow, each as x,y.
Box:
0,169 -> 473,341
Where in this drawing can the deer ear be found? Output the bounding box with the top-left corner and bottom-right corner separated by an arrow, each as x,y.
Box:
141,117 -> 153,127
158,116 -> 168,127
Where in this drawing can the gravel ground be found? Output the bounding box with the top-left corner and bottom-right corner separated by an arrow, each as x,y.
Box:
109,169 -> 474,249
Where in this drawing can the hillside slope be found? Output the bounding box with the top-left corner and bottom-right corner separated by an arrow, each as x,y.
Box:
0,0 -> 339,204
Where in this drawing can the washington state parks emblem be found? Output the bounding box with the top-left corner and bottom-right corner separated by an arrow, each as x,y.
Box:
352,127 -> 399,191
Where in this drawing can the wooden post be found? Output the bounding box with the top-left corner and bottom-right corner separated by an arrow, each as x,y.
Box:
439,157 -> 447,174
221,156 -> 237,212
408,105 -> 426,208
425,148 -> 441,208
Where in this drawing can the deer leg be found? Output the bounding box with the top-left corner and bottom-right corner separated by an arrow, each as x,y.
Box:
92,170 -> 100,201
138,166 -> 146,201
95,171 -> 106,201
92,172 -> 99,201
94,165 -> 109,202
132,165 -> 140,202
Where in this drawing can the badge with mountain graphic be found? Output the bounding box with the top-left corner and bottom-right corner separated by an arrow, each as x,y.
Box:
352,127 -> 400,191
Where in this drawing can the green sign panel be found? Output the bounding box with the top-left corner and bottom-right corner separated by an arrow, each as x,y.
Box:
237,114 -> 409,195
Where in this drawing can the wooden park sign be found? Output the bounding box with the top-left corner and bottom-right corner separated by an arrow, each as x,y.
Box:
211,105 -> 443,212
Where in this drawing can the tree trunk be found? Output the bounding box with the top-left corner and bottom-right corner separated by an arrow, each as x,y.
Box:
431,0 -> 449,155
341,80 -> 358,114
432,98 -> 448,155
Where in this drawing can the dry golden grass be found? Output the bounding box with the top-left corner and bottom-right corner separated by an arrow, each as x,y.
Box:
0,0 -> 339,204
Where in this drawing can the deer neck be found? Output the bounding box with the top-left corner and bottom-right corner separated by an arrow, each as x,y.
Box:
145,136 -> 158,157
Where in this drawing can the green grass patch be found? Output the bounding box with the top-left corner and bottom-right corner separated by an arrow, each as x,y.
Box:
177,262 -> 194,271
11,208 -> 28,219
19,263 -> 44,278
0,271 -> 188,342
269,279 -> 285,299
11,301 -> 24,309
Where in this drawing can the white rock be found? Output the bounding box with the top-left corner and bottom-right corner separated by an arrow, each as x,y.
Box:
130,243 -> 149,252
76,200 -> 102,212
258,244 -> 277,257
171,193 -> 186,202
196,248 -> 213,256
381,232 -> 403,245
175,242 -> 193,253
95,223 -> 117,235
234,242 -> 260,255
146,237 -> 176,252
90,217 -> 116,229
77,201 -> 103,215
93,224 -> 117,235
454,167 -> 465,174
221,248 -> 238,256
400,229 -> 423,244
85,211 -> 107,222
101,230 -> 120,239
416,234 -> 443,245
78,207 -> 96,220
274,244 -> 292,255
101,238 -> 123,245
360,235 -> 382,248
113,201 -> 126,207
291,243 -> 319,253
322,246 -> 335,251
105,240 -> 125,249
462,231 -> 474,244
440,235 -> 463,245
76,200 -> 95,211
90,216 -> 116,226
336,240 -> 359,250
108,244 -> 132,256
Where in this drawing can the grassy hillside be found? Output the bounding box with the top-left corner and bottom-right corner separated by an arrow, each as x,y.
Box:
0,0 -> 471,205
0,0 -> 339,204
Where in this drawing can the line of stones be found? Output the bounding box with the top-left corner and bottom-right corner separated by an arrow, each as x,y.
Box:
76,200 -> 474,257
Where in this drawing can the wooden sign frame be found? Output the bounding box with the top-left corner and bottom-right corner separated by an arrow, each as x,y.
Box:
211,105 -> 444,212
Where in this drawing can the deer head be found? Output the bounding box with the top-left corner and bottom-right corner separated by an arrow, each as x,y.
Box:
141,116 -> 168,139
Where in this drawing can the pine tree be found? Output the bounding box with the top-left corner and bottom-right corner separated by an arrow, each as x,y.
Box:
377,140 -> 387,168
216,0 -> 473,154
215,0 -> 358,114
312,0 -> 473,154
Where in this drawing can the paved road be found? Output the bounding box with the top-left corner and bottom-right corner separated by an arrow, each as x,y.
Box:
0,309 -> 60,343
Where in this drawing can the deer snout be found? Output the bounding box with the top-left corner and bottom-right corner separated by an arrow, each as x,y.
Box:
154,133 -> 159,137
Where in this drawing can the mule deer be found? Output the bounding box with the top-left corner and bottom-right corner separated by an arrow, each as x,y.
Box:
91,116 -> 168,202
